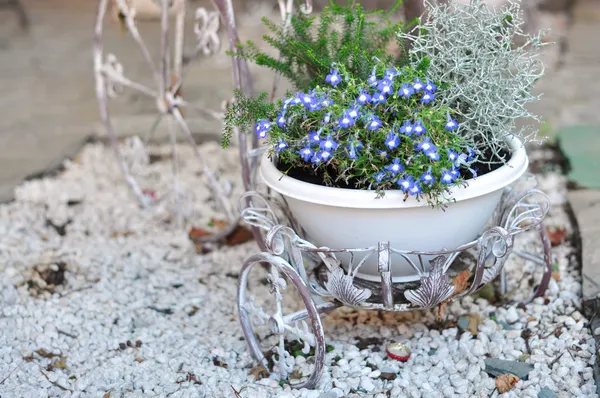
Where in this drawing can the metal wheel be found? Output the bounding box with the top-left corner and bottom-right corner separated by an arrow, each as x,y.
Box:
238,252 -> 332,390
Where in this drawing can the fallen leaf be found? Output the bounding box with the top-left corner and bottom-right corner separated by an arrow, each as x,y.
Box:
23,355 -> 34,362
458,314 -> 482,336
552,270 -> 561,281
546,226 -> 566,247
103,392 -> 111,398
52,356 -> 68,369
225,225 -> 254,246
35,349 -> 60,359
212,357 -> 228,369
451,270 -> 473,296
289,369 -> 303,380
188,227 -> 211,240
527,316 -> 536,322
495,373 -> 519,393
249,365 -> 269,381
210,218 -> 228,231
134,358 -> 144,363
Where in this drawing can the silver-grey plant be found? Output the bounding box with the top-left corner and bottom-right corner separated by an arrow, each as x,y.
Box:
399,0 -> 548,163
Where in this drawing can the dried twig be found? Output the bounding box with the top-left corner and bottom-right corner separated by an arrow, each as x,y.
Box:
41,371 -> 72,392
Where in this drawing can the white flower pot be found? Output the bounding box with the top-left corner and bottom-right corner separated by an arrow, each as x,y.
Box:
260,136 -> 528,283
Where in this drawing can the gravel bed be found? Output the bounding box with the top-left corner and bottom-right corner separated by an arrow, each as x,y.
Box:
0,141 -> 596,397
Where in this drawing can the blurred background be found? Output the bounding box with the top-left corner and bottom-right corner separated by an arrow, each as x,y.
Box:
0,0 -> 595,204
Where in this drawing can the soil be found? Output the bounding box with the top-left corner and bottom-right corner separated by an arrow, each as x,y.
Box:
277,145 -> 512,190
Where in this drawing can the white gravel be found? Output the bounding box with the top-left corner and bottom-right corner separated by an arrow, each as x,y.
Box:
0,141 -> 596,397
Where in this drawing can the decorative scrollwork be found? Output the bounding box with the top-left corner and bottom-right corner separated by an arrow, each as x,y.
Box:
324,267 -> 372,307
404,256 -> 455,308
103,54 -> 125,97
194,8 -> 221,56
299,0 -> 313,14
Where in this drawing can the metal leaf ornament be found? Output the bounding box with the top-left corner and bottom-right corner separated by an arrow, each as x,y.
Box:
404,256 -> 455,308
324,267 -> 372,307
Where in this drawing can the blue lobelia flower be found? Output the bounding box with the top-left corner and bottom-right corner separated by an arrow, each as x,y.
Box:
385,68 -> 400,80
427,151 -> 440,161
377,149 -> 389,159
469,167 -> 478,179
374,171 -> 386,183
347,139 -> 363,159
318,149 -> 333,161
320,134 -> 339,151
413,78 -> 425,92
325,68 -> 342,87
420,168 -> 435,185
417,137 -> 436,153
424,79 -> 437,93
367,116 -> 383,131
347,105 -> 360,120
398,83 -> 414,99
420,91 -> 434,104
370,92 -> 386,104
367,67 -> 378,86
378,79 -> 394,96
276,140 -> 288,151
308,101 -> 322,112
409,181 -> 422,196
321,96 -> 334,108
357,90 -> 371,105
256,119 -> 271,139
397,175 -> 415,192
450,168 -> 460,179
385,132 -> 400,150
441,169 -> 455,184
298,146 -> 314,162
308,131 -> 321,144
413,120 -> 426,136
298,92 -> 315,108
448,150 -> 459,163
399,120 -> 414,135
290,95 -> 302,106
445,114 -> 459,131
385,158 -> 404,175
276,113 -> 286,127
338,112 -> 355,129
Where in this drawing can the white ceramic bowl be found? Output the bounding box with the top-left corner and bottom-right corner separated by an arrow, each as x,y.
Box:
260,136 -> 528,282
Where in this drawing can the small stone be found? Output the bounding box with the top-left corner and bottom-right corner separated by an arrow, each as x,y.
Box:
506,307 -> 519,324
484,358 -> 534,380
498,321 -> 513,330
368,370 -> 381,379
593,327 -> 600,336
360,377 -> 375,392
538,386 -> 557,398
318,393 -> 337,398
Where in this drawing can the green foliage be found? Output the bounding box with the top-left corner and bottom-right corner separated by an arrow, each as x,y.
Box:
399,0 -> 547,162
232,0 -> 410,91
222,90 -> 276,148
226,62 -> 473,208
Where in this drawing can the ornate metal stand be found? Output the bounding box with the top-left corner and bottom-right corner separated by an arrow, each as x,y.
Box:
237,177 -> 552,389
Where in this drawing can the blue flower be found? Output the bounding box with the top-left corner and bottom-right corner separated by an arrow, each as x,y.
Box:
397,176 -> 415,192
308,131 -> 321,144
347,106 -> 360,120
448,150 -> 459,163
398,83 -> 414,98
445,115 -> 459,131
318,150 -> 332,161
374,172 -> 386,183
290,96 -> 302,105
451,168 -> 460,179
370,92 -> 386,104
298,146 -> 314,162
427,151 -> 440,161
255,119 -> 271,139
385,68 -> 400,79
385,158 -> 404,175
424,79 -> 437,93
367,116 -> 383,131
308,101 -> 322,112
323,113 -> 331,124
321,96 -> 334,107
320,134 -> 339,151
325,68 -> 342,87
420,168 -> 435,185
298,93 -> 315,108
357,90 -> 371,105
276,140 -> 288,151
441,169 -> 455,184
347,140 -> 363,159
338,113 -> 355,129
378,79 -> 394,96
367,68 -> 378,86
413,120 -> 426,136
413,78 -> 425,92
399,120 -> 414,135
469,167 -> 478,179
385,132 -> 400,149
409,182 -> 422,196
276,113 -> 286,127
420,91 -> 434,104
417,137 -> 436,153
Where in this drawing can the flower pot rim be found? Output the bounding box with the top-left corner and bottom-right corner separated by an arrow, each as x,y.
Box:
260,135 -> 528,209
